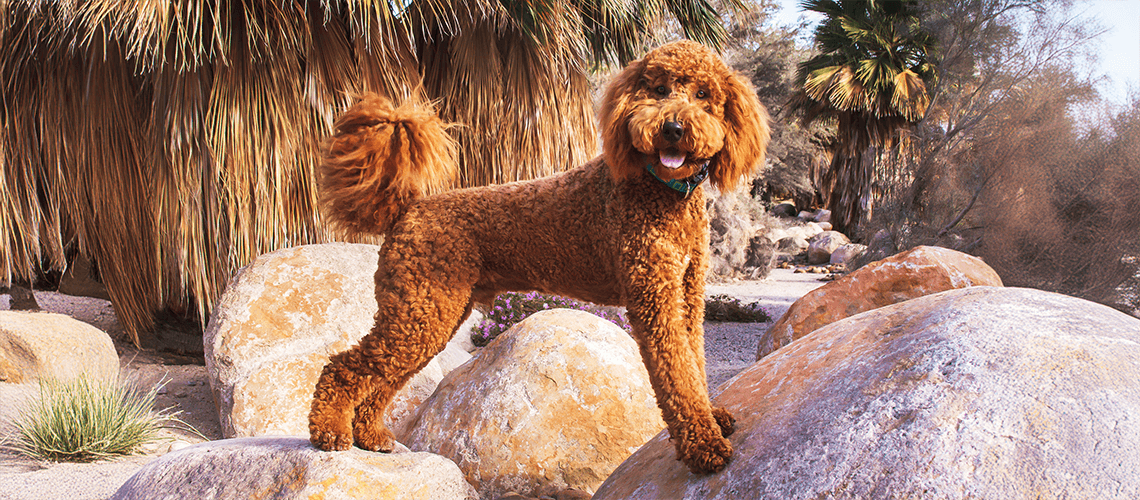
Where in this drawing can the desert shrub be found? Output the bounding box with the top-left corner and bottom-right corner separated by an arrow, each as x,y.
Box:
472,291 -> 774,347
10,375 -> 183,462
472,292 -> 631,347
704,294 -> 771,322
708,190 -> 783,279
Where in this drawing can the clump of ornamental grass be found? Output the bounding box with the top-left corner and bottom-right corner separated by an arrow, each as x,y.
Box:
473,291 -> 631,347
8,375 -> 187,462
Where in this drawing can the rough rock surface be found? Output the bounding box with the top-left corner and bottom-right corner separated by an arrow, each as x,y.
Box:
806,230 -> 850,264
0,311 -> 119,383
204,243 -> 472,438
595,287 -> 1140,499
758,245 -> 1002,359
399,309 -> 664,500
828,243 -> 867,265
109,436 -> 477,500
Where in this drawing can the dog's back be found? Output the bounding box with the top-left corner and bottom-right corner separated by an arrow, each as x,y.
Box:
386,157 -> 629,306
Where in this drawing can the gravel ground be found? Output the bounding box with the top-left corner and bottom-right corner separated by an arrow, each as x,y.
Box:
0,268 -> 827,499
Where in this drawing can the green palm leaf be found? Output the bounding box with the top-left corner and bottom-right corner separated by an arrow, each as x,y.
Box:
790,0 -> 935,232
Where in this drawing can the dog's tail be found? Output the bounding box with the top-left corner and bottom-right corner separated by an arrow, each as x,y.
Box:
320,94 -> 457,236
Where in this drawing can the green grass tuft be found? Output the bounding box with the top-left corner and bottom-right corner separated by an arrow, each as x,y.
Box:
9,375 -> 185,462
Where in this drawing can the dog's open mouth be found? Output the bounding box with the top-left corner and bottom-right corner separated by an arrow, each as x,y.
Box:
659,150 -> 687,170
655,148 -> 710,174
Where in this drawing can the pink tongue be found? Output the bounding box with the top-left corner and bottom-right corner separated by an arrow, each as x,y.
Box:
660,152 -> 686,169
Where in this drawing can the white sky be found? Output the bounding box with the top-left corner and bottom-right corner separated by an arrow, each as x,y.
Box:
772,0 -> 1140,106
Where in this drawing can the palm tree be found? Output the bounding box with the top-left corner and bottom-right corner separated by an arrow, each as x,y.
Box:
790,0 -> 935,233
0,0 -> 737,345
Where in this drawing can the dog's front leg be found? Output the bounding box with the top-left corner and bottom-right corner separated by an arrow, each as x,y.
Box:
681,241 -> 736,439
621,238 -> 732,474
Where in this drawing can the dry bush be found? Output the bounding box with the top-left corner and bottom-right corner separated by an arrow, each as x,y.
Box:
707,190 -> 781,280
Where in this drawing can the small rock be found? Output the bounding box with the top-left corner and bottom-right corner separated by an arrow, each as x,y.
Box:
828,243 -> 867,265
806,230 -> 850,265
770,203 -> 797,218
777,236 -> 809,254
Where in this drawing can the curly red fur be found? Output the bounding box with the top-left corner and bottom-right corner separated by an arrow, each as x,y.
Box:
320,94 -> 457,235
309,41 -> 770,475
600,40 -> 770,191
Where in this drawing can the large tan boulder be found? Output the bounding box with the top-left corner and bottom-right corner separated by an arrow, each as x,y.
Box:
204,243 -> 472,438
110,436 -> 477,500
758,245 -> 1002,359
399,309 -> 664,500
0,310 -> 118,383
595,287 -> 1140,499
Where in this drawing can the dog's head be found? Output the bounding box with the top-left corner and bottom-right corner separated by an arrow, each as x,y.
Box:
599,40 -> 770,192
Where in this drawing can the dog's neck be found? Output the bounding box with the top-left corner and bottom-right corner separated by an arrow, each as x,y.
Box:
645,161 -> 710,197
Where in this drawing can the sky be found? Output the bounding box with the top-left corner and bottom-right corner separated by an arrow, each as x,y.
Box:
771,0 -> 1140,107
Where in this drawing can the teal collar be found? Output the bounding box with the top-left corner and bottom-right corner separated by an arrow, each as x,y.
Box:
646,161 -> 710,197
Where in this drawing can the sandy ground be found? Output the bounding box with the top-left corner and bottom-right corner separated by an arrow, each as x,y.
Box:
0,268 -> 827,500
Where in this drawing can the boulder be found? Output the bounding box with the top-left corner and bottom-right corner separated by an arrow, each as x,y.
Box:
744,236 -> 776,278
770,202 -> 797,218
828,243 -> 867,265
0,311 -> 118,383
595,287 -> 1140,499
806,230 -> 850,264
776,236 -> 809,254
110,436 -> 477,500
761,227 -> 788,245
399,309 -> 664,500
204,243 -> 472,438
785,222 -> 824,241
758,245 -> 1002,359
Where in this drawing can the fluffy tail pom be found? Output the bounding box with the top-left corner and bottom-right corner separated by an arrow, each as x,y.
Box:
320,94 -> 458,236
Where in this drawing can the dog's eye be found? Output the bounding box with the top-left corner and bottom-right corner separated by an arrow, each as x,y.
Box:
655,85 -> 669,96
696,89 -> 708,99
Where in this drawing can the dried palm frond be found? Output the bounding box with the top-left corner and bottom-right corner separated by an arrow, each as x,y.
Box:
1,0 -> 735,345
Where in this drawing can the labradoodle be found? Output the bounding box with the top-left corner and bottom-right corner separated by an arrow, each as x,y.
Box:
308,40 -> 770,474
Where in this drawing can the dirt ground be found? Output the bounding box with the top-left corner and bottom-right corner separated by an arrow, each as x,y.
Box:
0,268 -> 827,500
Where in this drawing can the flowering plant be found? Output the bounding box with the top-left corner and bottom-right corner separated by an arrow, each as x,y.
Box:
471,291 -> 631,347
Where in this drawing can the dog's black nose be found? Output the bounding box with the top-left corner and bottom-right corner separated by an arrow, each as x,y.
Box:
661,121 -> 685,143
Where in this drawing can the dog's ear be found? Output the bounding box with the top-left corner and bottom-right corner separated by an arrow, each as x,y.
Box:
710,72 -> 770,192
599,57 -> 648,182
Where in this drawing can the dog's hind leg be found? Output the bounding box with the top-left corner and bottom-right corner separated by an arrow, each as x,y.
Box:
310,246 -> 477,452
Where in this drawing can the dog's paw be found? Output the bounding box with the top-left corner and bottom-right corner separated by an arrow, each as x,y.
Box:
353,419 -> 396,452
676,422 -> 733,474
309,400 -> 355,451
712,407 -> 736,437
310,426 -> 354,451
682,434 -> 733,474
